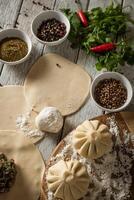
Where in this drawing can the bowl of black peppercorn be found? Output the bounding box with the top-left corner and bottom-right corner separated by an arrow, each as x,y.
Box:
90,72 -> 133,112
31,10 -> 70,46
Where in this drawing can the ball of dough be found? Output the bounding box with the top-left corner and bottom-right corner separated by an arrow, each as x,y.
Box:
46,159 -> 90,200
35,107 -> 63,133
73,120 -> 113,159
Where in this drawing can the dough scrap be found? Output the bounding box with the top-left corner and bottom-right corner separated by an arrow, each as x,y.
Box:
46,159 -> 90,200
0,86 -> 43,143
0,130 -> 44,200
35,107 -> 63,133
24,53 -> 91,116
73,120 -> 113,159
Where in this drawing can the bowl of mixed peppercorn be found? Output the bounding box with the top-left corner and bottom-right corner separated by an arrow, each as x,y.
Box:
31,10 -> 70,46
91,72 -> 133,112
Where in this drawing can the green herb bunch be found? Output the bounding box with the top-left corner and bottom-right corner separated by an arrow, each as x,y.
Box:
62,3 -> 134,71
0,153 -> 17,193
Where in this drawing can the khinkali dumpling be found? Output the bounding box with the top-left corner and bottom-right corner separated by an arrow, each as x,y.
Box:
46,159 -> 89,200
73,120 -> 112,159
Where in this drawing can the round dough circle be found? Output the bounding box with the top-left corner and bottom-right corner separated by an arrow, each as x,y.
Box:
0,86 -> 43,143
0,130 -> 44,200
24,53 -> 91,116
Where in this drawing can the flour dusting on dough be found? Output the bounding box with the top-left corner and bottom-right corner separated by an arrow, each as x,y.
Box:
16,112 -> 45,138
47,116 -> 134,200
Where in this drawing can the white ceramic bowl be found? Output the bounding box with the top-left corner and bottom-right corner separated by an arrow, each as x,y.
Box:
31,10 -> 70,46
91,72 -> 133,112
0,28 -> 32,65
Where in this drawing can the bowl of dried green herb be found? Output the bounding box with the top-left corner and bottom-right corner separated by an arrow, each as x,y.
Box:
0,28 -> 32,65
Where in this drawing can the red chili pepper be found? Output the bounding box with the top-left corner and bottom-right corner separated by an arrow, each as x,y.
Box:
77,10 -> 88,27
90,43 -> 116,53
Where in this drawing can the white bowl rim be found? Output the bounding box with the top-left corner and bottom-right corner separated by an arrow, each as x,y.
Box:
0,28 -> 32,65
90,71 -> 133,112
31,10 -> 70,45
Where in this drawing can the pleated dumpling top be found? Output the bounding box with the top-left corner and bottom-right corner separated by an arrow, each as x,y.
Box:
73,120 -> 113,159
46,159 -> 90,200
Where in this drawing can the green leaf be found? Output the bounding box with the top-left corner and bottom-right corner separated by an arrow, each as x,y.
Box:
62,4 -> 134,71
70,13 -> 81,31
96,62 -> 104,71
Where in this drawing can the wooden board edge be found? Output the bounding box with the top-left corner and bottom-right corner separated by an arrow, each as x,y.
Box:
121,112 -> 134,133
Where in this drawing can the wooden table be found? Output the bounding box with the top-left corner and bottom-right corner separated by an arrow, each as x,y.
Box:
0,0 -> 134,161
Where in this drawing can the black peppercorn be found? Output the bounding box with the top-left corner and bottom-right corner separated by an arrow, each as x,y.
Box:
37,18 -> 66,42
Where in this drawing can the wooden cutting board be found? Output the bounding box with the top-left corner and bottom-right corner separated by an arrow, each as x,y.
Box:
41,111 -> 134,200
121,112 -> 134,133
44,111 -> 134,159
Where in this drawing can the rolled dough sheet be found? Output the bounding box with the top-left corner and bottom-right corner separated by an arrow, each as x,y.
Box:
0,130 -> 44,200
0,86 -> 43,143
24,53 -> 91,116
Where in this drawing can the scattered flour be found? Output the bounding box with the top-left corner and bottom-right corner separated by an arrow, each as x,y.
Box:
16,112 -> 45,138
47,191 -> 53,200
47,116 -> 134,200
